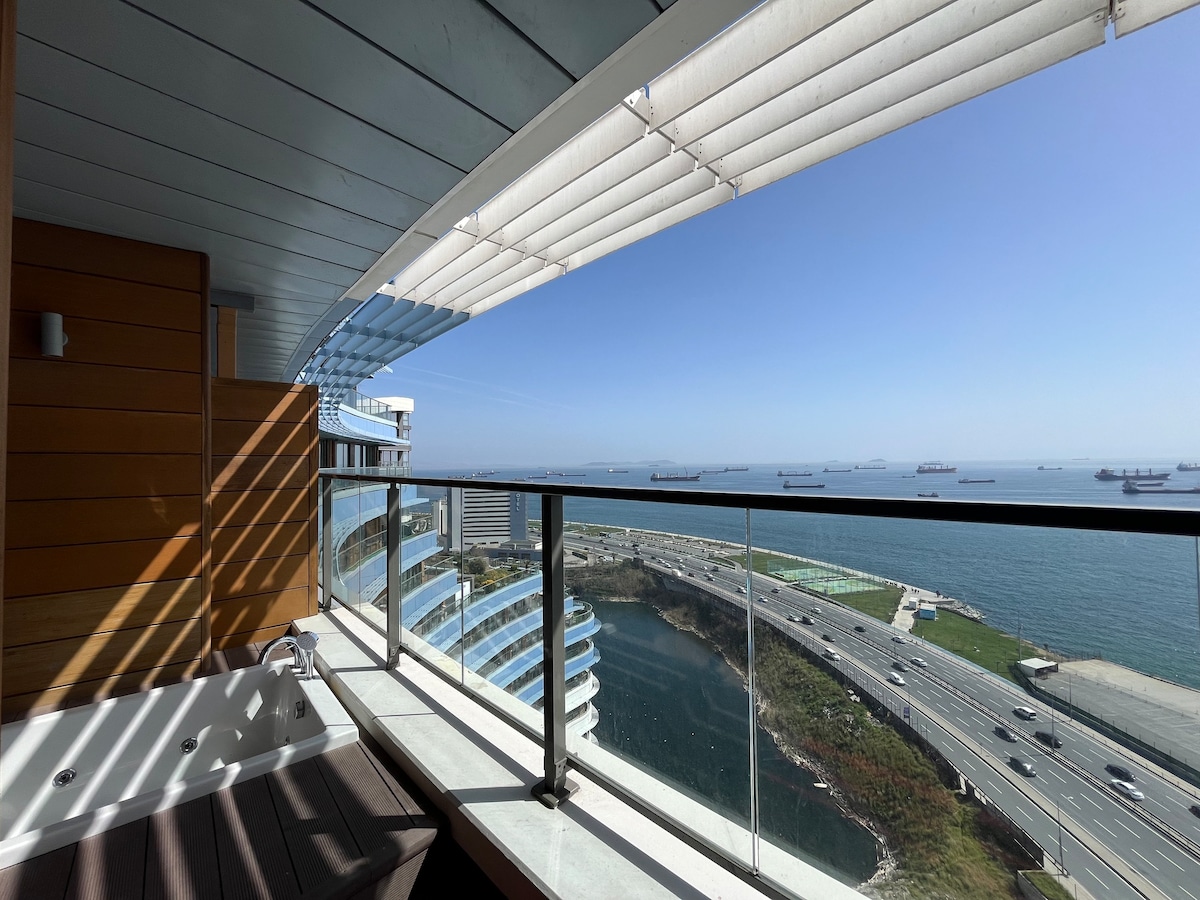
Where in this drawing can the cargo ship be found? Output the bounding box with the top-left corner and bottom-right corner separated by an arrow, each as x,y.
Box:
917,492 -> 939,498
823,467 -> 852,473
607,468 -> 628,473
1037,466 -> 1062,470
777,470 -> 812,477
783,481 -> 825,489
854,464 -> 886,470
650,472 -> 700,482
1178,462 -> 1200,472
723,466 -> 749,472
958,478 -> 995,484
916,462 -> 957,474
1122,480 -> 1200,494
1095,468 -> 1170,481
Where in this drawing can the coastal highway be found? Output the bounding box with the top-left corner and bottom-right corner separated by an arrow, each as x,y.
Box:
564,529 -> 1200,900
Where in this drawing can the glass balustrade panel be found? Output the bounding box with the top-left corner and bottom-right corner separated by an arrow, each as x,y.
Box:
560,497 -> 755,869
741,506 -> 1200,898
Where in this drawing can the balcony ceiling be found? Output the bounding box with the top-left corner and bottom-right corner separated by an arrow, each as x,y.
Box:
12,0 -> 760,382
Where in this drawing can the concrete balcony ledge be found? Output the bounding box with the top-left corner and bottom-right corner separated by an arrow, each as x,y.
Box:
297,607 -> 868,900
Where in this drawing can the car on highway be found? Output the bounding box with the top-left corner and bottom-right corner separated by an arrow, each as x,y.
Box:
821,633 -> 835,642
1105,763 -> 1135,782
801,616 -> 815,625
891,635 -> 906,644
771,587 -> 781,593
687,571 -> 695,577
1190,804 -> 1200,819
909,657 -> 928,668
892,661 -> 908,672
1034,730 -> 1063,749
1009,756 -> 1036,777
736,587 -> 745,594
887,672 -> 906,686
823,649 -> 842,661
787,615 -> 801,623
809,606 -> 819,614
994,725 -> 1019,743
705,574 -> 714,581
756,595 -> 768,603
854,625 -> 866,633
1109,780 -> 1144,801
1013,706 -> 1037,720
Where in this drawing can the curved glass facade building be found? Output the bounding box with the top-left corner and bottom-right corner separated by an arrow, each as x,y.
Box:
328,479 -> 601,738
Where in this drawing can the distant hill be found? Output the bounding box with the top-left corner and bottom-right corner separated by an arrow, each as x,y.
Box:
582,460 -> 676,467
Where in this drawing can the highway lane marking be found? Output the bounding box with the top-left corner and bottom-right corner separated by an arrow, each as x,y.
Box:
1016,806 -> 1032,821
1113,817 -> 1138,837
1065,796 -> 1081,810
1081,793 -> 1102,810
970,715 -> 989,728
935,702 -> 950,713
1083,867 -> 1110,890
1129,847 -> 1159,871
1046,769 -> 1065,783
1094,820 -> 1118,838
960,758 -> 976,771
1180,883 -> 1198,900
1155,848 -> 1184,871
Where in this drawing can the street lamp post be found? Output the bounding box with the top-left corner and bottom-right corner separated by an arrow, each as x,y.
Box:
1056,797 -> 1072,876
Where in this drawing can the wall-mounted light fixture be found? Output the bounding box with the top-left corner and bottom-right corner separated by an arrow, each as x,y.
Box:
41,312 -> 68,358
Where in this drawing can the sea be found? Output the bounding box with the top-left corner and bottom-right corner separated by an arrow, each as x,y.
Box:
420,459 -> 1200,689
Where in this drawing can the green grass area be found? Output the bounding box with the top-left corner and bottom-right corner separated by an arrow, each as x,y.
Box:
721,550 -> 800,575
835,587 -> 904,623
910,611 -> 1021,683
1023,871 -> 1073,900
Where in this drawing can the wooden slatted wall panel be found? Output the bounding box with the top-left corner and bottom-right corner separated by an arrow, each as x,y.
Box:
3,219 -> 208,719
210,379 -> 317,650
0,0 -> 18,716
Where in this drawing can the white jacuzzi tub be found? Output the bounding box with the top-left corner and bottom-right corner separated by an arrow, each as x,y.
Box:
0,660 -> 358,868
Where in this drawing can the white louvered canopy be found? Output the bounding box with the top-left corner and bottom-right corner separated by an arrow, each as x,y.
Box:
13,0 -> 760,383
304,0 -> 1198,397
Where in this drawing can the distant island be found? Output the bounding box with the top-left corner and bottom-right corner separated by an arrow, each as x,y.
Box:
583,460 -> 677,467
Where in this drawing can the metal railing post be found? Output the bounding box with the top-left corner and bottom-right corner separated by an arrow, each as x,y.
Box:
533,493 -> 577,808
745,507 -> 760,873
320,476 -> 334,610
385,482 -> 401,669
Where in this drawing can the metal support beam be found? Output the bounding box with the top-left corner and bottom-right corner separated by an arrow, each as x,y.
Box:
320,476 -> 334,610
533,494 -> 578,808
385,482 -> 401,669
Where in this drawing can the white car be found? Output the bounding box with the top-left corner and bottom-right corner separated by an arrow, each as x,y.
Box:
1013,706 -> 1038,721
756,595 -> 768,603
909,657 -> 928,668
1109,780 -> 1145,801
823,649 -> 841,661
887,672 -> 906,686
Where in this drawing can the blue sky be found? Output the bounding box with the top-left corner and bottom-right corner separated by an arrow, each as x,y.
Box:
370,11 -> 1200,469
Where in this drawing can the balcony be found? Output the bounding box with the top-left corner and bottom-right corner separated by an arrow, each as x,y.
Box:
314,469 -> 1200,900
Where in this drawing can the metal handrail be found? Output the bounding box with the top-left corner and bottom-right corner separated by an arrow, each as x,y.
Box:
320,468 -> 1200,537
